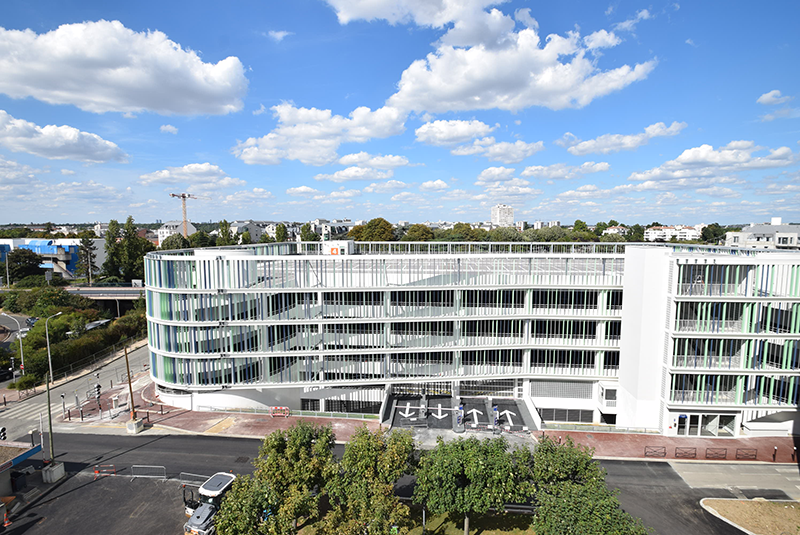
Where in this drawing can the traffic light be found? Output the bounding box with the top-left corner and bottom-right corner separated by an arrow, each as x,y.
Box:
0,427 -> 6,441
95,383 -> 101,399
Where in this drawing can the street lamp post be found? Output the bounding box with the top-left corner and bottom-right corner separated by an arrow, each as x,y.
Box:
45,312 -> 62,385
1,313 -> 24,376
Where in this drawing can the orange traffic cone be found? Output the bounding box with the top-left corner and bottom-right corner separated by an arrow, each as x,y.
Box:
3,509 -> 11,527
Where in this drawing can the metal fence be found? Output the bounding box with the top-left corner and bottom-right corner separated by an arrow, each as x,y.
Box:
131,465 -> 167,479
196,405 -> 379,420
179,472 -> 211,487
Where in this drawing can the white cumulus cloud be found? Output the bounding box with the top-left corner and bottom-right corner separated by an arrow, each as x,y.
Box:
286,185 -> 321,197
267,30 -> 294,42
139,162 -> 245,191
560,121 -> 687,155
314,166 -> 394,183
613,9 -> 651,32
419,179 -> 449,191
453,137 -> 544,163
364,180 -> 408,193
221,188 -> 274,205
415,120 -> 495,146
629,141 -> 797,183
339,151 -> 410,169
233,103 -> 406,166
584,29 -> 621,49
0,110 -> 127,162
521,161 -> 610,180
757,90 -> 792,105
0,20 -> 248,115
475,166 -> 516,186
160,124 -> 178,134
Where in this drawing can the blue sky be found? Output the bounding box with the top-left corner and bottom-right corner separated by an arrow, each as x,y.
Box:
0,0 -> 798,226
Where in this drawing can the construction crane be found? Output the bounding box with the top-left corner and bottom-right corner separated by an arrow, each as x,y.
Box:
169,193 -> 198,238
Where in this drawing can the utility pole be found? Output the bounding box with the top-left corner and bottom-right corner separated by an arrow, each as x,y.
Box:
125,347 -> 136,421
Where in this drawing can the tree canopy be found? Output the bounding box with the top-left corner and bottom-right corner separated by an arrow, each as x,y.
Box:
348,218 -> 395,241
300,223 -> 320,242
401,224 -> 434,242
160,233 -> 190,250
275,224 -> 288,243
319,427 -> 415,535
6,248 -> 45,282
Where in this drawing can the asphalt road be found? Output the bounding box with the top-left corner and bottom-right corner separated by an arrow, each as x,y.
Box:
17,432 -> 793,535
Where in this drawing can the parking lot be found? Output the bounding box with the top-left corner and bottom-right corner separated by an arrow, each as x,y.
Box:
7,473 -> 186,535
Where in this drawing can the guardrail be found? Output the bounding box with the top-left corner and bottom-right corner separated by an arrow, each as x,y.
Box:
196,405 -> 379,420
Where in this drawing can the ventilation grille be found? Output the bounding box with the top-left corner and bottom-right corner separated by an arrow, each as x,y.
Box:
530,380 -> 592,399
539,408 -> 593,423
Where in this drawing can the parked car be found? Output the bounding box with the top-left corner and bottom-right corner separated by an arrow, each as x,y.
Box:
25,317 -> 38,327
0,368 -> 13,382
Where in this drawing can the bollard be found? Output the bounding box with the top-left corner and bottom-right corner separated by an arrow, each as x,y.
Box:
558,435 -> 562,444
3,395 -> 5,407
160,405 -> 163,415
774,446 -> 777,462
146,412 -> 150,423
110,380 -> 113,389
794,447 -> 797,462
68,409 -> 71,422
80,408 -> 84,422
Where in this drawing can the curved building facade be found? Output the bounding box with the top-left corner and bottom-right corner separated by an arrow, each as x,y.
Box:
144,241 -> 800,436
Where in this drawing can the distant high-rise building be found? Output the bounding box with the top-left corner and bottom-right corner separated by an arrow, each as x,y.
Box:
491,204 -> 514,227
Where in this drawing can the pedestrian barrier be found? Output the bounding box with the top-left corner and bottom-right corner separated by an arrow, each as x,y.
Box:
179,472 -> 211,487
131,465 -> 167,479
269,406 -> 291,418
705,448 -> 727,460
674,447 -> 697,459
644,446 -> 666,458
93,464 -> 117,480
736,448 -> 757,460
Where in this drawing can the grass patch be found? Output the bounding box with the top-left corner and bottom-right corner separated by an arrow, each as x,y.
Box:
704,499 -> 800,535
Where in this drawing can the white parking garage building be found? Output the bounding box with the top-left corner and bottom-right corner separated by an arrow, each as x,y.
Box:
144,241 -> 800,437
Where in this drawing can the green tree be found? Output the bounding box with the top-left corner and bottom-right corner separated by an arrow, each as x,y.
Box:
253,422 -> 337,533
413,436 -> 523,535
527,436 -> 649,535
120,216 -> 155,281
488,227 -> 522,242
102,219 -> 122,278
259,233 -> 275,243
76,235 -> 98,284
240,231 -> 253,245
353,218 -> 394,241
572,220 -> 589,233
319,427 -> 415,535
627,224 -> 645,242
701,223 -> 725,243
448,222 -> 475,241
275,224 -> 288,243
401,224 -> 434,242
216,475 -> 278,535
594,222 -> 609,236
217,220 -> 236,246
160,233 -> 190,250
6,249 -> 45,282
300,224 -> 320,242
347,225 -> 364,241
189,231 -> 214,248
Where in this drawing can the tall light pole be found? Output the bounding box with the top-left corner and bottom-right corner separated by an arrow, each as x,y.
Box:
1,313 -> 24,375
45,312 -> 62,385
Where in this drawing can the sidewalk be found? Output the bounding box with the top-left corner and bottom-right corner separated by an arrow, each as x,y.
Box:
57,370 -> 380,443
540,429 -> 797,463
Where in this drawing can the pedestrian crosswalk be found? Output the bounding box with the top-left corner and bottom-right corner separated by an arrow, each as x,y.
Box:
1,399 -> 59,421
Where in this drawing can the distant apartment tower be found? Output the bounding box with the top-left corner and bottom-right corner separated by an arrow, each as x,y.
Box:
491,204 -> 514,227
